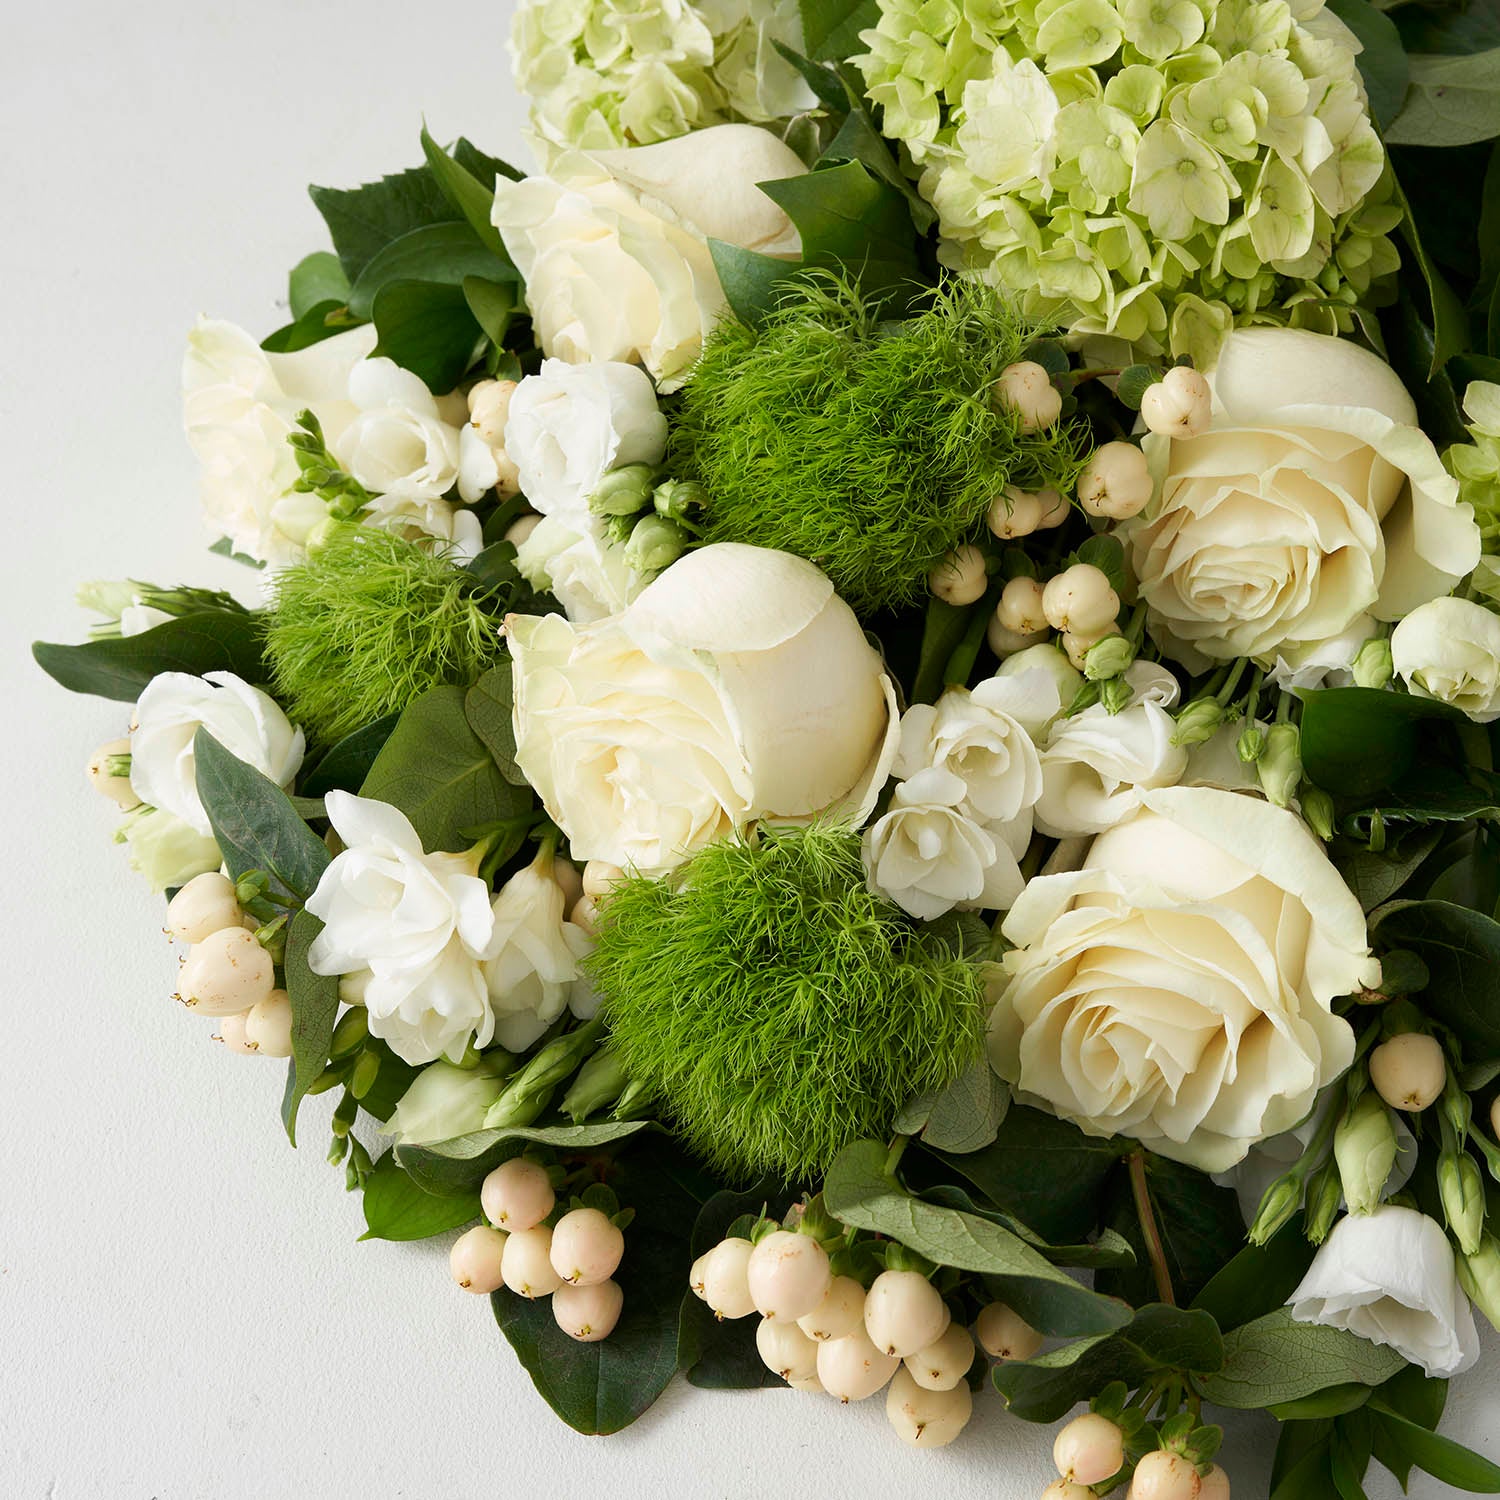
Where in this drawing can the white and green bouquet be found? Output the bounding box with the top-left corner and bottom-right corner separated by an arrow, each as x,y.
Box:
36,0 -> 1500,1492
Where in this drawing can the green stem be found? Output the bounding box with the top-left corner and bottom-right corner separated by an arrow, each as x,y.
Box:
885,1136 -> 910,1178
1214,658 -> 1250,705
1129,1149 -> 1176,1307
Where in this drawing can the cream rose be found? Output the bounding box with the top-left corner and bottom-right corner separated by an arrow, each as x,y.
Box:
1119,328 -> 1480,675
492,125 -> 806,389
508,543 -> 898,872
987,785 -> 1377,1172
1391,596 -> 1500,723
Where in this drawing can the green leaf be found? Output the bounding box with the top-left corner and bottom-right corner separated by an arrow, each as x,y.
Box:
799,0 -> 880,61
371,278 -> 482,393
824,1139 -> 1130,1337
193,729 -> 330,903
1075,533 -> 1127,596
1191,1225 -> 1317,1333
289,251 -> 351,320
991,1304 -> 1224,1423
708,239 -> 804,328
360,1150 -> 481,1240
1369,1403 -> 1500,1490
309,164 -> 459,284
463,276 -> 517,345
1328,0 -> 1409,129
911,597 -> 980,706
1297,687 -> 1464,799
298,713 -> 401,798
451,137 -> 524,188
464,663 -> 527,787
1388,49 -> 1500,149
32,609 -> 267,702
772,40 -> 851,112
346,222 -> 516,320
1391,168 -> 1474,376
396,1120 -> 657,1196
1193,1308 -> 1407,1409
280,910 -> 341,1145
419,125 -> 511,261
1271,1383 -> 1375,1421
1342,764 -> 1500,839
915,1183 -> 1137,1269
1331,827 -> 1443,913
361,684 -> 531,851
1371,899 -> 1500,1050
260,300 -> 364,354
894,1058 -> 1009,1154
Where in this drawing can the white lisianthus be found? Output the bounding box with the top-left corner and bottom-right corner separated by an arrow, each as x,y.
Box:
1289,1205 -> 1481,1378
504,358 -> 668,515
182,318 -> 376,566
305,792 -> 497,1066
508,543 -> 898,872
114,806 -> 223,893
514,512 -> 646,623
1118,328 -> 1480,673
1391,596 -> 1500,723
482,849 -> 595,1052
862,767 -> 1027,919
129,670 -> 305,837
988,786 -> 1376,1172
384,1057 -> 509,1145
492,125 -> 806,388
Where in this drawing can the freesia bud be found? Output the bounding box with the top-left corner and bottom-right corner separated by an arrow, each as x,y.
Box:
1369,1032 -> 1446,1112
1083,634 -> 1135,681
87,738 -> 140,809
1172,698 -> 1224,746
1458,1236 -> 1500,1331
994,361 -> 1062,431
1439,1149 -> 1486,1256
929,544 -> 989,606
1335,1090 -> 1398,1215
1042,563 -> 1120,636
625,515 -> 687,573
1077,441 -> 1152,519
589,463 -> 656,517
1304,1158 -> 1342,1245
653,478 -> 707,520
504,513 -> 543,549
1249,1171 -> 1304,1246
1139,365 -> 1212,440
988,486 -> 1044,540
467,378 -> 518,446
1352,637 -> 1394,690
998,576 -> 1049,636
560,1045 -> 630,1122
1257,722 -> 1301,807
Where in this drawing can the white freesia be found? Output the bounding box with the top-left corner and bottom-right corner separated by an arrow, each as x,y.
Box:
514,512 -> 645,623
482,850 -> 595,1051
492,125 -> 806,388
305,792 -> 497,1066
129,670 -> 305,837
1391,596 -> 1500,723
1289,1205 -> 1481,1378
1119,328 -> 1480,672
1035,663 -> 1188,837
384,1057 -> 509,1145
182,318 -> 376,565
988,786 -> 1376,1171
504,358 -> 667,515
114,806 -> 222,893
508,543 -> 898,872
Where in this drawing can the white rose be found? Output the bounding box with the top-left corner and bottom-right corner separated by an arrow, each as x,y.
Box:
385,1057 -> 508,1145
182,318 -> 376,565
306,792 -> 497,1066
114,806 -> 222,894
482,850 -> 594,1052
988,785 -> 1376,1171
1289,1205 -> 1481,1378
862,767 -> 1027,919
129,670 -> 305,837
492,125 -> 806,389
508,543 -> 898,872
505,358 -> 668,515
514,512 -> 644,623
1392,596 -> 1500,723
1119,328 -> 1480,672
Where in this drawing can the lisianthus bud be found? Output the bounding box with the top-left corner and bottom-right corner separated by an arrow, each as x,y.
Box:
389,1056 -> 510,1145
1248,1170 -> 1304,1246
1492,1095 -> 1500,1142
1043,563 -> 1120,636
1458,1236 -> 1500,1331
1100,676 -> 1133,714
87,737 -> 140,809
998,642 -> 1085,712
560,1045 -> 630,1122
994,361 -> 1061,431
653,477 -> 707,520
589,463 -> 656,517
988,486 -> 1044,540
1172,698 -> 1224,746
1369,1032 -> 1446,1112
1139,365 -> 1212,440
1304,1158 -> 1343,1245
1301,786 -> 1336,842
999,576 -> 1049,636
115,806 -> 222,894
1083,634 -> 1135,681
625,515 -> 687,573
1440,1149 -> 1486,1256
1335,1090 -> 1398,1215
1352,637 -> 1394,690
929,544 -> 989,606
1257,722 -> 1301,807
1077,441 -> 1152,520
467,378 -> 518,447
1236,725 -> 1266,763
1053,1412 -> 1125,1485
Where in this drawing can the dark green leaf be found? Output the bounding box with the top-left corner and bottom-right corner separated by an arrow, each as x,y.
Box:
208,536 -> 265,569
451,137 -> 524,187
1369,1402 -> 1500,1490
396,1120 -> 657,1196
771,40 -> 851,112
825,63 -> 938,232
1191,1225 -> 1317,1333
1387,49 -> 1500,149
420,125 -> 511,261
1392,167 -> 1475,376
289,251 -> 350,319
1271,1383 -> 1374,1421
463,276 -> 517,345
917,1184 -> 1137,1269
298,713 -> 401,797
464,664 -> 527,786
1331,827 -> 1444,913
371,278 -> 481,393
280,910 -> 340,1145
708,239 -> 805,328
1371,899 -> 1500,1050
33,610 -> 267,702
309,164 -> 459,284
1297,687 -> 1464,799
360,1150 -> 481,1240
1328,0 -> 1409,128
347,222 -> 516,320
799,0 -> 880,61
1274,1418 -> 1337,1496
1331,1407 -> 1374,1500
911,597 -> 979,706
261,300 -> 363,354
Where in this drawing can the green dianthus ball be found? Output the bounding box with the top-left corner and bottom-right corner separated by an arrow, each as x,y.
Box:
587,825 -> 986,1184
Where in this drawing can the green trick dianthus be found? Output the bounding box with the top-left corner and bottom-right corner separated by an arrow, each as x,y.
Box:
587,825 -> 985,1184
264,525 -> 502,744
669,275 -> 1089,615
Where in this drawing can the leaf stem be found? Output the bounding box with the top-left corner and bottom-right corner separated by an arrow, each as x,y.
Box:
884,1135 -> 910,1179
1129,1149 -> 1176,1307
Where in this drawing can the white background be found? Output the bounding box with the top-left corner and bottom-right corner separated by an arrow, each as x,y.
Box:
0,4 -> 1494,1496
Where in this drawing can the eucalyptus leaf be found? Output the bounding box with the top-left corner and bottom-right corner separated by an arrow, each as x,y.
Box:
396,1120 -> 657,1196
280,910 -> 341,1146
463,276 -> 517,345
360,1150 -> 481,1240
464,664 -> 527,786
289,251 -> 350,319
894,1058 -> 1009,1154
347,222 -> 515,319
309,164 -> 460,283
1331,827 -> 1443,913
260,300 -> 362,353
708,239 -> 804,327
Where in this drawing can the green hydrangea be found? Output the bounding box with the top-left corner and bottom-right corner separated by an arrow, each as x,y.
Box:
1451,382 -> 1500,550
856,0 -> 1401,361
510,0 -> 817,153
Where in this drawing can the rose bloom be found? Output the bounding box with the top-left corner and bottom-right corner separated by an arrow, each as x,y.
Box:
987,785 -> 1377,1171
1391,595 -> 1500,723
1119,328 -> 1480,677
508,543 -> 897,873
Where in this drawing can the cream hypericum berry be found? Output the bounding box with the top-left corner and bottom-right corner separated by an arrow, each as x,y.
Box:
700,1237 -> 757,1319
796,1276 -> 866,1343
481,1157 -> 555,1231
553,1279 -> 624,1342
995,361 -> 1062,431
449,1225 -> 509,1294
747,1230 -> 832,1321
177,927 -> 275,1015
989,486 -> 1044,540
1053,1413 -> 1125,1485
999,576 -> 1049,636
885,1365 -> 973,1447
549,1207 -> 625,1287
244,990 -> 293,1058
217,1010 -> 258,1054
166,871 -> 244,945
863,1270 -> 950,1358
816,1326 -> 900,1402
904,1322 -> 975,1391
1042,564 -> 1120,637
502,1225 -> 565,1298
929,545 -> 989,606
1078,441 -> 1152,520
975,1301 -> 1043,1361
1139,366 -> 1211,441
1369,1033 -> 1447,1112
756,1317 -> 820,1383
1130,1450 -> 1203,1499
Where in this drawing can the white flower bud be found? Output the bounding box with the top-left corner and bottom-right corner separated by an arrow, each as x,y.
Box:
929,544 -> 989,606
1492,1095 -> 1500,1143
1369,1032 -> 1447,1112
987,617 -> 1049,657
569,894 -> 600,936
177,926 -> 275,1016
165,871 -> 244,945
974,1301 -> 1043,1360
904,1322 -> 975,1391
216,1009 -> 259,1054
501,1224 -> 565,1298
748,1229 -> 832,1321
505,513 -> 543,548
468,378 -> 519,447
549,1207 -> 625,1286
816,1326 -> 900,1401
449,1224 -> 508,1294
481,1157 -> 555,1231
997,642 -> 1084,712
87,737 -> 141,810
988,486 -> 1043,540
756,1316 -> 820,1382
244,989 -> 293,1058
1130,1449 -> 1203,1499
1054,1412 -> 1125,1485
1078,441 -> 1153,519
701,1236 -> 757,1319
338,969 -> 372,1006
796,1275 -> 866,1342
553,856 -> 583,909
999,576 -> 1049,636
995,361 -> 1062,431
884,1365 -> 973,1447
553,1278 -> 624,1341
1198,1465 -> 1230,1500
582,860 -> 626,899
1043,564 -> 1120,636
863,1270 -> 950,1357
1140,365 -> 1212,441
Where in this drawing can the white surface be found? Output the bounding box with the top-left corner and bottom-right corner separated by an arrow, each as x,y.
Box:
0,5 -> 1495,1496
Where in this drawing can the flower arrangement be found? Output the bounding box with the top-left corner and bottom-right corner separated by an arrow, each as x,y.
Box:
35,0 -> 1500,1493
